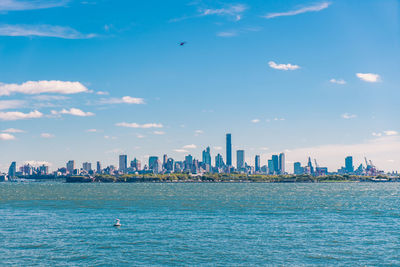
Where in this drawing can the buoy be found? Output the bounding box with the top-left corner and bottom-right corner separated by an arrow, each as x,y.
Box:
114,219 -> 121,227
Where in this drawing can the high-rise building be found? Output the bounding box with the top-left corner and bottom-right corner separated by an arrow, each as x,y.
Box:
130,158 -> 141,171
279,153 -> 285,174
96,161 -> 101,174
294,162 -> 303,174
149,156 -> 159,171
8,162 -> 16,178
268,159 -> 274,174
307,157 -> 314,175
163,154 -> 168,169
226,133 -> 232,166
255,155 -> 261,172
237,150 -> 245,170
345,156 -> 354,173
272,155 -> 279,174
215,154 -> 224,169
82,162 -> 92,172
119,154 -> 127,172
202,147 -> 211,167
66,160 -> 75,174
165,158 -> 174,172
184,154 -> 193,171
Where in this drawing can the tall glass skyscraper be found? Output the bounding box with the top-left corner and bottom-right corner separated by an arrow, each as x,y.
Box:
226,133 -> 232,166
255,155 -> 260,172
345,156 -> 354,173
272,155 -> 279,174
119,154 -> 127,172
237,150 -> 245,170
279,153 -> 285,174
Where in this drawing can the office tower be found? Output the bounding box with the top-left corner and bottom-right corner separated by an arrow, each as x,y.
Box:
226,133 -> 232,166
307,157 -> 314,175
255,155 -> 261,172
294,162 -> 302,174
345,156 -> 354,173
279,153 -> 285,174
202,147 -> 211,167
119,155 -> 127,173
268,159 -> 274,174
237,150 -> 245,170
184,154 -> 193,171
149,156 -> 159,171
66,160 -> 75,174
82,162 -> 92,172
215,154 -> 224,169
96,161 -> 101,174
39,165 -> 49,175
272,155 -> 279,174
163,154 -> 168,169
130,158 -> 141,171
8,162 -> 16,178
165,158 -> 174,172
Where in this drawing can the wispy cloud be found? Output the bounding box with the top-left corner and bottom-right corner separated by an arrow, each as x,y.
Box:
0,80 -> 89,96
2,128 -> 25,133
0,133 -> 15,140
356,73 -> 381,83
0,110 -> 43,121
51,108 -> 94,117
268,61 -> 300,70
99,96 -> 145,105
341,113 -> 357,119
0,100 -> 25,110
86,129 -> 98,133
183,144 -> 196,149
116,122 -> 163,129
153,131 -> 165,135
41,133 -> 54,138
0,0 -> 68,11
251,119 -> 260,123
200,4 -> 248,21
173,149 -> 188,153
330,78 -> 346,85
0,24 -> 96,39
217,31 -> 237,37
264,2 -> 331,19
384,130 -> 398,136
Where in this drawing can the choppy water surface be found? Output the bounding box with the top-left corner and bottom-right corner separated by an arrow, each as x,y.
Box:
1,182 -> 400,266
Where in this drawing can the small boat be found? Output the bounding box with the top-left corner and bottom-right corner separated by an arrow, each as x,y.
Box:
113,219 -> 121,227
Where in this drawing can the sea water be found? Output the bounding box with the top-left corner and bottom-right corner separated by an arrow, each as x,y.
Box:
1,182 -> 400,266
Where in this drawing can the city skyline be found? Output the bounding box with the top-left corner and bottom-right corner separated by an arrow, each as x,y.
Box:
0,0 -> 399,172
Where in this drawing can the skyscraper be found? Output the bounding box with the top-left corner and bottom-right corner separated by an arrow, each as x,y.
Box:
184,154 -> 193,171
82,162 -> 92,172
255,155 -> 260,172
237,150 -> 245,170
272,155 -> 279,174
294,162 -> 303,175
268,159 -> 274,174
202,147 -> 211,167
149,156 -> 159,171
307,157 -> 314,175
215,154 -> 224,169
279,153 -> 285,174
119,155 -> 127,172
8,162 -> 16,178
226,133 -> 232,166
345,156 -> 354,173
130,158 -> 141,171
96,161 -> 101,174
66,160 -> 75,174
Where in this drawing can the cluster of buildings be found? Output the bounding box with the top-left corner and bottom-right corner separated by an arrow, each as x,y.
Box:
1,133 -> 392,180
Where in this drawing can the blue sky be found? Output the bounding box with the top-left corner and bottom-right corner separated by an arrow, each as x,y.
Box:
0,0 -> 399,172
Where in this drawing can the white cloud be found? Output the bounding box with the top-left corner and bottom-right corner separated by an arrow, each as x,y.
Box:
195,130 -> 204,134
330,78 -> 346,85
116,122 -> 163,128
217,31 -> 237,37
41,133 -> 54,138
0,0 -> 67,11
183,144 -> 196,149
136,134 -> 145,139
104,135 -> 117,140
0,24 -> 95,39
2,128 -> 24,133
384,130 -> 398,136
52,108 -> 94,117
24,160 -> 52,167
96,91 -> 109,95
372,132 -> 382,137
0,100 -> 25,110
268,61 -> 300,71
174,149 -> 189,153
153,131 -> 165,135
260,147 -> 269,151
31,95 -> 69,101
0,133 -> 16,140
99,96 -> 145,105
356,73 -> 381,83
341,113 -> 357,119
265,2 -> 331,19
200,4 -> 248,21
0,80 -> 89,96
86,129 -> 98,132
0,110 -> 43,121
214,146 -> 222,150
251,119 -> 260,123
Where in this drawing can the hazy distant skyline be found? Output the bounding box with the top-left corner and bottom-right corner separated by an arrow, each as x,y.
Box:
0,0 -> 399,172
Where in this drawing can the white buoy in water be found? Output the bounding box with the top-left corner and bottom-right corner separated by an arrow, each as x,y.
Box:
114,219 -> 121,227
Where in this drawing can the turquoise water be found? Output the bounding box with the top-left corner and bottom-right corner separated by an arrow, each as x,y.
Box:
1,182 -> 400,266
